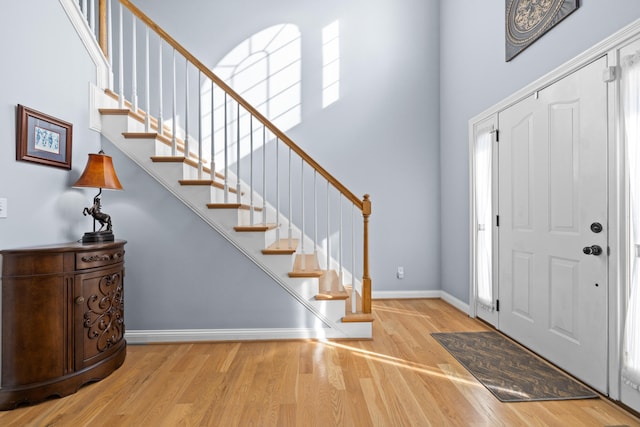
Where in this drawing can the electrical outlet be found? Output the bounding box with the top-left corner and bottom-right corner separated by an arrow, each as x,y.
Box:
0,198 -> 6,218
397,266 -> 404,279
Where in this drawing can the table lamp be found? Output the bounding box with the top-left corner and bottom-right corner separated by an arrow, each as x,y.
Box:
73,150 -> 123,243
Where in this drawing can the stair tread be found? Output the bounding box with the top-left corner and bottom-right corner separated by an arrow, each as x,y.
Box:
262,239 -> 298,255
211,203 -> 261,211
234,223 -> 278,232
341,286 -> 374,322
289,254 -> 323,277
316,270 -> 348,300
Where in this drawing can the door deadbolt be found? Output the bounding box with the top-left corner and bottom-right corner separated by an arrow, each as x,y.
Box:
583,245 -> 603,256
590,222 -> 603,233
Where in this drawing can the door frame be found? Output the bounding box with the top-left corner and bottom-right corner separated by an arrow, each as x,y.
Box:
469,19 -> 640,403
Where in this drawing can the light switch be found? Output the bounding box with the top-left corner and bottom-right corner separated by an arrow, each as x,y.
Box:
0,198 -> 7,218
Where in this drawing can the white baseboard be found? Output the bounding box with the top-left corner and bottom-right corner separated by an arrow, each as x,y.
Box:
372,290 -> 470,314
126,292 -> 471,344
125,327 -> 338,344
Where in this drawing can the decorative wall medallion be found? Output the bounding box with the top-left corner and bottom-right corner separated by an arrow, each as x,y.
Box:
505,0 -> 579,61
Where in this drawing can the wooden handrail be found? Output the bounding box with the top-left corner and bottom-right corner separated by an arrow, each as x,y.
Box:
118,0 -> 363,211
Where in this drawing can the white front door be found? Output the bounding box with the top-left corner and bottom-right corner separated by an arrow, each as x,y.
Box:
498,56 -> 609,392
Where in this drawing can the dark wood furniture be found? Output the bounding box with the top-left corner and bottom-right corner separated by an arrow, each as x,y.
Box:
0,240 -> 126,410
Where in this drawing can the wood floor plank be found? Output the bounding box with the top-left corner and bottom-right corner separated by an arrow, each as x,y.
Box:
0,299 -> 639,426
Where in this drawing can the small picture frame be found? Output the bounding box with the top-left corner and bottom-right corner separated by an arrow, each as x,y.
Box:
16,104 -> 73,169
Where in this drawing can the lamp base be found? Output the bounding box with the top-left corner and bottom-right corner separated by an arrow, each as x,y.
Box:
81,230 -> 115,244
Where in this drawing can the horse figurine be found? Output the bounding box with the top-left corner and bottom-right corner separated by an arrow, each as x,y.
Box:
83,195 -> 112,232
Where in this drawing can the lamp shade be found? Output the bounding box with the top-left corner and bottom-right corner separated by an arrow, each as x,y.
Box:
73,151 -> 123,190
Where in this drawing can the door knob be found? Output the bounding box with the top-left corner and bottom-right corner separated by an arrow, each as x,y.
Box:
583,245 -> 603,256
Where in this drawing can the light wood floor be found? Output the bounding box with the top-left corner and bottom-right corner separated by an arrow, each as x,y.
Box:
1,299 -> 639,426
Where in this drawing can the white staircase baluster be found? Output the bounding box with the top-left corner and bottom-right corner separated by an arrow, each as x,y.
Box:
107,0 -> 112,78
288,148 -> 293,249
157,39 -> 163,136
197,71 -> 203,179
262,125 -> 267,224
210,80 -> 214,175
89,0 -> 95,33
131,16 -> 138,112
171,48 -> 177,156
314,170 -> 318,254
339,196 -> 343,286
117,3 -> 124,109
351,203 -> 356,313
300,158 -> 305,256
184,62 -> 190,159
236,102 -> 241,204
275,138 -> 280,245
326,180 -> 330,271
250,116 -> 254,225
223,93 -> 229,203
144,26 -> 150,132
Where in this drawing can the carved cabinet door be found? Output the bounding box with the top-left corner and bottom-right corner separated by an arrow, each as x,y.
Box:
73,264 -> 125,371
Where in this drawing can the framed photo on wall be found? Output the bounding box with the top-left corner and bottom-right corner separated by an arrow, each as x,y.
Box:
16,104 -> 73,169
506,0 -> 579,62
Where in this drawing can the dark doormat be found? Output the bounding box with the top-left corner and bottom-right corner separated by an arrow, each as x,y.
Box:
431,331 -> 599,402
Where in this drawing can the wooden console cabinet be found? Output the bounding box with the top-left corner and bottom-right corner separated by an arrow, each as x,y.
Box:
0,240 -> 126,410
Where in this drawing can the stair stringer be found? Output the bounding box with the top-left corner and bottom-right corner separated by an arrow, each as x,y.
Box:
99,110 -> 372,339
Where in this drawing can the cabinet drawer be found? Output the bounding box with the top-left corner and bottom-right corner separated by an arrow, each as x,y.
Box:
76,247 -> 125,270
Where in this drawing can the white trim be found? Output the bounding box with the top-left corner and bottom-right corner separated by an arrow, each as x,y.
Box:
125,328 -> 336,344
372,290 -> 441,299
60,0 -> 113,131
372,290 -> 470,314
60,0 -> 111,90
440,291 -> 471,314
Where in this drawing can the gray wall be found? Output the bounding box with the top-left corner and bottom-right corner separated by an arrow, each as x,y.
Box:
131,0 -> 443,295
0,2 -> 100,248
439,2 -> 640,302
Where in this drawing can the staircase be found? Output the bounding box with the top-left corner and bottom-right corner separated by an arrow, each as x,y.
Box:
69,0 -> 373,339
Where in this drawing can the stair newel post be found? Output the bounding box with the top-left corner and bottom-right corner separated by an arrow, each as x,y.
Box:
99,0 -> 108,60
362,194 -> 372,314
171,48 -> 177,156
117,2 -> 124,109
131,15 -> 138,113
144,25 -> 150,132
157,39 -> 163,137
236,102 -> 241,205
